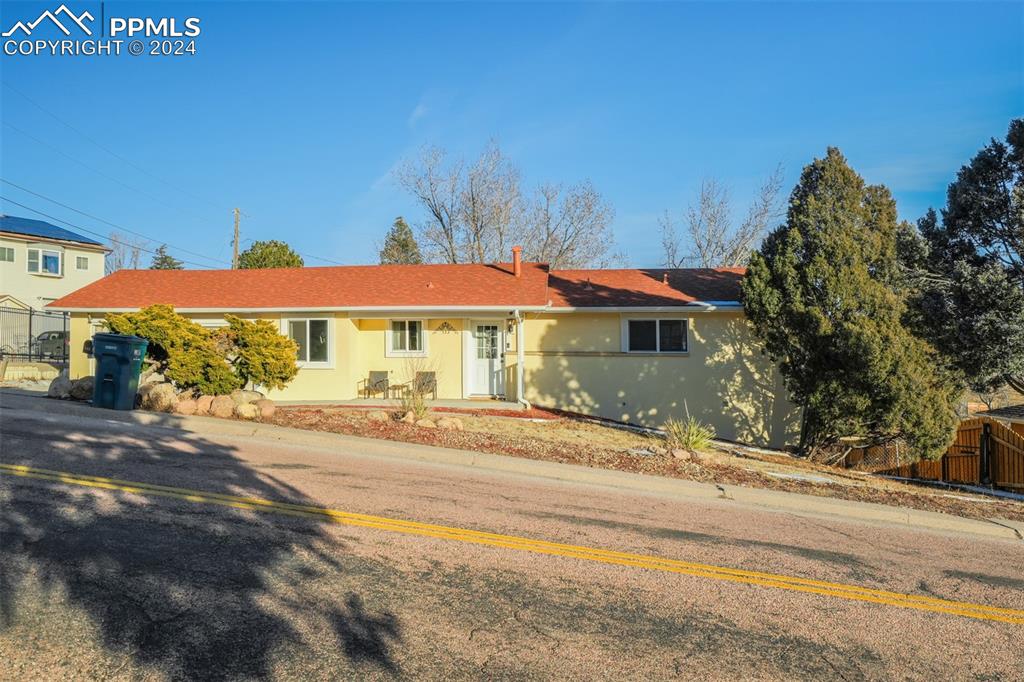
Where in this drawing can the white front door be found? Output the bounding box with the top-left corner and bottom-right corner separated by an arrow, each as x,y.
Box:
471,322 -> 504,396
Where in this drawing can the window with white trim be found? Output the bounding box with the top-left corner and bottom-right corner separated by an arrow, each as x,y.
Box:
0,247 -> 13,262
76,256 -> 89,270
388,320 -> 426,356
27,247 -> 62,276
626,319 -> 687,353
286,318 -> 330,365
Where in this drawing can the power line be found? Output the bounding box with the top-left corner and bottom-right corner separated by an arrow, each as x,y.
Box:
3,81 -> 226,213
0,196 -> 222,270
2,119 -> 229,228
0,179 -> 230,267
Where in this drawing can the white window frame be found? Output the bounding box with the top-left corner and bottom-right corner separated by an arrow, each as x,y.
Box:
386,319 -> 428,358
27,247 -> 62,277
621,317 -> 688,354
0,246 -> 14,263
281,317 -> 334,368
76,255 -> 89,270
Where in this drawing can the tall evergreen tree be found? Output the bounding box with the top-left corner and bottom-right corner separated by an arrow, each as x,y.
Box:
379,217 -> 423,265
150,244 -> 184,270
742,148 -> 960,460
901,119 -> 1024,394
238,240 -> 304,269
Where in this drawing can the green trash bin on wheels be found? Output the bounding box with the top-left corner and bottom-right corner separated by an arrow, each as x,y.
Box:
91,333 -> 149,410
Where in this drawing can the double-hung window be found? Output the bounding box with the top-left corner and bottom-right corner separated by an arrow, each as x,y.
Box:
388,320 -> 426,357
76,256 -> 89,270
27,247 -> 62,276
286,318 -> 330,366
625,319 -> 687,353
0,247 -> 13,263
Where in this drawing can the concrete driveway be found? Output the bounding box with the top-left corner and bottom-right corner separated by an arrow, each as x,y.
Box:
1,393 -> 1022,679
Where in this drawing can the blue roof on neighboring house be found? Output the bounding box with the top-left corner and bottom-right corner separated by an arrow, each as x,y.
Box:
0,214 -> 105,246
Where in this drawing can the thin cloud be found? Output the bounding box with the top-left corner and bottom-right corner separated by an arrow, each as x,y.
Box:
407,101 -> 428,127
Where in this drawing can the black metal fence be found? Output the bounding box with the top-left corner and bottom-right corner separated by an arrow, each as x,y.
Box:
0,306 -> 70,364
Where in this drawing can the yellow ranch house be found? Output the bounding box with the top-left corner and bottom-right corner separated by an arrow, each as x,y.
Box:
49,248 -> 799,449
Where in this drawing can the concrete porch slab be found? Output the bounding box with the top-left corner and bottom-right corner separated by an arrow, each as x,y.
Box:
275,398 -> 526,411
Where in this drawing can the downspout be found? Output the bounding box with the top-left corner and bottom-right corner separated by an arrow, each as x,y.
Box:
513,309 -> 530,410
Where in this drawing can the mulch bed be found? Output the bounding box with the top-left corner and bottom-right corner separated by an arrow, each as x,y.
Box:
271,406 -> 1024,524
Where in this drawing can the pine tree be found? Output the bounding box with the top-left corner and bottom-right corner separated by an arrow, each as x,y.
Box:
742,148 -> 960,460
238,240 -> 304,269
379,217 -> 423,265
150,244 -> 184,270
902,119 -> 1024,394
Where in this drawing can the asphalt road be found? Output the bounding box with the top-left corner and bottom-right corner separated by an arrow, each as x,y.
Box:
1,404 -> 1023,680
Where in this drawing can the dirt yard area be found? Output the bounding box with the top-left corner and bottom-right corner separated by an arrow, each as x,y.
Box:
271,405 -> 1024,524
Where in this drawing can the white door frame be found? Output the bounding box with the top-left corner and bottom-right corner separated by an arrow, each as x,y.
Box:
463,319 -> 506,397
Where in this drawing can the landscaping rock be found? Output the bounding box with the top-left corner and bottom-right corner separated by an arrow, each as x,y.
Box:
47,374 -> 72,399
174,399 -> 198,416
627,448 -> 656,457
367,410 -> 390,422
670,448 -> 691,461
400,411 -> 416,424
436,417 -> 464,431
138,382 -> 177,412
234,403 -> 259,420
415,418 -> 436,429
649,445 -> 668,456
195,395 -> 214,415
209,395 -> 235,418
230,389 -> 265,405
254,399 -> 276,420
69,376 -> 94,401
140,371 -> 165,385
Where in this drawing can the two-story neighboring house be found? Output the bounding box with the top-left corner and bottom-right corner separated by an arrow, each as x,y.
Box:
0,214 -> 110,310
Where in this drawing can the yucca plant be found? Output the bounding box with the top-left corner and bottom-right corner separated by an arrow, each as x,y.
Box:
663,416 -> 716,451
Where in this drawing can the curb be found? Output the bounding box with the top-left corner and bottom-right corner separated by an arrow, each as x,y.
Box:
2,390 -> 1021,543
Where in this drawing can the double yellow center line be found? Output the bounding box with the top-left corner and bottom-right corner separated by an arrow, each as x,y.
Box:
3,462 -> 1023,624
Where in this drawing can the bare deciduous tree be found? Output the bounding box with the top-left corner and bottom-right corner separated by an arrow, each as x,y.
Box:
396,142 -> 618,268
524,181 -> 616,269
106,231 -> 147,274
661,166 -> 784,268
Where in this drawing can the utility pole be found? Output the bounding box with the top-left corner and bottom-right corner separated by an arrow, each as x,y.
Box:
232,208 -> 240,269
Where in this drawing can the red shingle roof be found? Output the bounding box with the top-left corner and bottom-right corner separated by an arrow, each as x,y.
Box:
49,262 -> 551,310
547,268 -> 745,307
47,263 -> 746,311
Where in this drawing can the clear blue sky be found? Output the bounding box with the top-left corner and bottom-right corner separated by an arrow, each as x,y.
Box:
1,1 -> 1021,269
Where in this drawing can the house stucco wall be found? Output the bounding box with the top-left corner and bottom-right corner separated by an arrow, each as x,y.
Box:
0,235 -> 107,309
521,311 -> 799,449
67,308 -> 797,448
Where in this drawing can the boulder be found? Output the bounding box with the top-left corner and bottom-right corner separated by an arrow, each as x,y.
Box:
366,410 -> 390,422
414,418 -> 436,429
254,399 -> 276,420
670,448 -> 691,461
230,389 -> 265,406
138,382 -> 177,412
47,374 -> 73,399
140,371 -> 165,385
436,417 -> 464,431
69,376 -> 95,401
209,395 -> 235,418
234,403 -> 259,420
649,445 -> 668,457
174,399 -> 198,416
400,411 -> 416,424
195,395 -> 214,415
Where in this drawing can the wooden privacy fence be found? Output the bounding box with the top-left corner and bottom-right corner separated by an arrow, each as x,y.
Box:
844,418 -> 1024,491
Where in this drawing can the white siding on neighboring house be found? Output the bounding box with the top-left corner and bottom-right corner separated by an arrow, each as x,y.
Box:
0,233 -> 108,310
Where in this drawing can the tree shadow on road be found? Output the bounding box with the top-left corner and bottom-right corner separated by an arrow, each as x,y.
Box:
0,411 -> 403,679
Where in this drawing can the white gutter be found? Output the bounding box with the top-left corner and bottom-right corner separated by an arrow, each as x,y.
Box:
512,309 -> 531,410
49,305 -> 553,314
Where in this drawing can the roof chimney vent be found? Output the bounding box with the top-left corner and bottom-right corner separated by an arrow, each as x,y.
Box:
512,245 -> 522,278
662,272 -> 669,284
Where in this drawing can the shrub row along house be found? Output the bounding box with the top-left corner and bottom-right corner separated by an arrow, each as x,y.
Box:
48,247 -> 799,448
